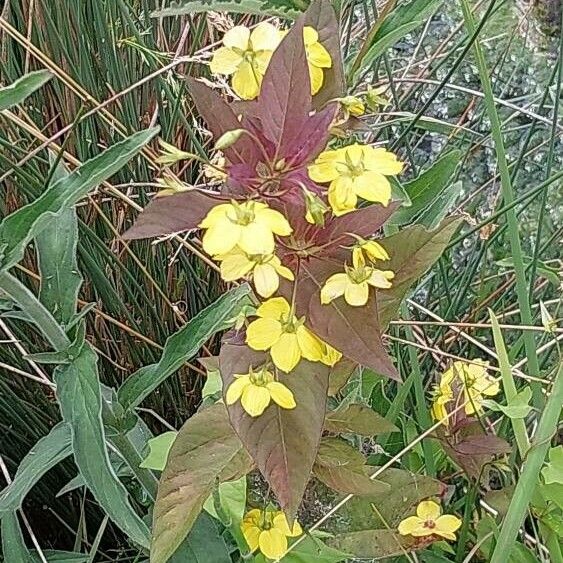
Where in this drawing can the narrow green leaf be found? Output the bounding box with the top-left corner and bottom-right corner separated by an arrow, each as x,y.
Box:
32,551 -> 89,563
390,151 -> 461,226
118,284 -> 250,410
1,512 -> 33,562
0,127 -> 159,272
0,70 -> 53,111
55,345 -> 150,548
378,0 -> 443,38
0,423 -> 72,514
152,0 -> 301,18
35,160 -> 82,326
152,403 -> 252,563
139,431 -> 177,471
417,180 -> 463,230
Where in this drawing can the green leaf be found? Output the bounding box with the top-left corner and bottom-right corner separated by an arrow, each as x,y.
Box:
324,403 -> 398,435
152,0 -> 302,18
0,70 -> 53,110
542,447 -> 563,485
482,387 -> 533,419
168,512 -> 231,563
417,180 -> 463,230
220,339 -> 329,520
1,512 -> 33,562
54,345 -> 150,548
327,529 -> 417,559
0,423 -> 72,514
378,217 -> 463,330
152,403 -> 252,563
203,476 -> 247,523
0,127 -> 159,272
496,257 -> 561,287
390,151 -> 461,226
118,284 -> 250,410
35,159 -> 82,326
139,431 -> 177,471
279,535 -> 350,562
313,438 -> 389,496
352,21 -> 422,79
32,551 -> 89,563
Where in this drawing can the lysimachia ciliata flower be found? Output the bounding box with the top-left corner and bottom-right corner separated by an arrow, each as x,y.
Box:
398,500 -> 462,541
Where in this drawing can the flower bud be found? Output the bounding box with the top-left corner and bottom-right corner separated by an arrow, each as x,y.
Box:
365,85 -> 389,111
155,175 -> 190,196
214,128 -> 245,150
339,95 -> 365,117
156,139 -> 194,164
304,189 -> 329,226
540,301 -> 557,333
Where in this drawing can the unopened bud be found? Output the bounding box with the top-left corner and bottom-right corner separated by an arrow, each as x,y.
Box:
365,85 -> 389,111
155,175 -> 190,196
540,301 -> 557,333
304,189 -> 329,226
214,128 -> 245,150
156,139 -> 194,164
339,95 -> 365,117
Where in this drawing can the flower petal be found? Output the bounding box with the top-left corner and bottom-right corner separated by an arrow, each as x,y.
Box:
320,273 -> 348,304
307,41 -> 332,68
267,381 -> 296,410
250,22 -> 280,51
253,263 -> 279,298
258,528 -> 288,560
241,524 -> 261,552
199,203 -> 231,228
308,150 -> 340,183
225,376 -> 251,405
202,220 -> 241,255
367,269 -> 394,289
302,26 -> 319,46
363,146 -> 404,175
210,46 -> 242,75
256,297 -> 290,319
232,61 -> 262,100
219,250 -> 254,281
246,317 -> 282,350
255,208 -> 293,236
308,63 -> 324,95
416,500 -> 441,521
241,384 -> 271,416
223,26 -> 250,50
435,515 -> 462,537
271,332 -> 301,373
273,512 -> 303,537
398,516 -> 426,537
238,221 -> 275,254
344,281 -> 369,307
296,325 -> 324,361
353,171 -> 392,206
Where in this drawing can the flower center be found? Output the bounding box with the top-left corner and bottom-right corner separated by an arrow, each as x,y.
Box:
423,519 -> 436,529
231,203 -> 255,225
347,265 -> 373,284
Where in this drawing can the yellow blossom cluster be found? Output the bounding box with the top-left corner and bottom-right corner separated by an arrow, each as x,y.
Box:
398,500 -> 462,541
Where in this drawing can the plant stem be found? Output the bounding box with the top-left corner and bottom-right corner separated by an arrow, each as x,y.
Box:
459,0 -> 542,407
489,361 -> 563,563
0,271 -> 70,351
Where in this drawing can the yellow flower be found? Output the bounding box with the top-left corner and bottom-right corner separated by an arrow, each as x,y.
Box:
351,236 -> 390,264
321,342 -> 342,366
308,144 -> 403,216
199,200 -> 292,256
246,297 -> 331,373
241,508 -> 302,559
226,366 -> 295,417
215,246 -> 294,298
398,500 -> 461,541
210,23 -> 280,100
320,251 -> 394,307
430,361 -> 500,423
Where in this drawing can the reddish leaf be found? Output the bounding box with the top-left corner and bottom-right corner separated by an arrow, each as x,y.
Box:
303,0 -> 345,109
253,18 -> 311,158
313,437 -> 389,496
187,78 -> 256,165
327,530 -> 423,559
219,334 -> 329,521
455,435 -> 511,455
123,189 -> 222,240
151,403 -> 252,563
378,217 -> 463,329
298,257 -> 399,380
328,359 -> 357,396
325,403 -> 398,435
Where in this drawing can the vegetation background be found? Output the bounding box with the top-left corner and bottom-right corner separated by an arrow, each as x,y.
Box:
0,0 -> 561,561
